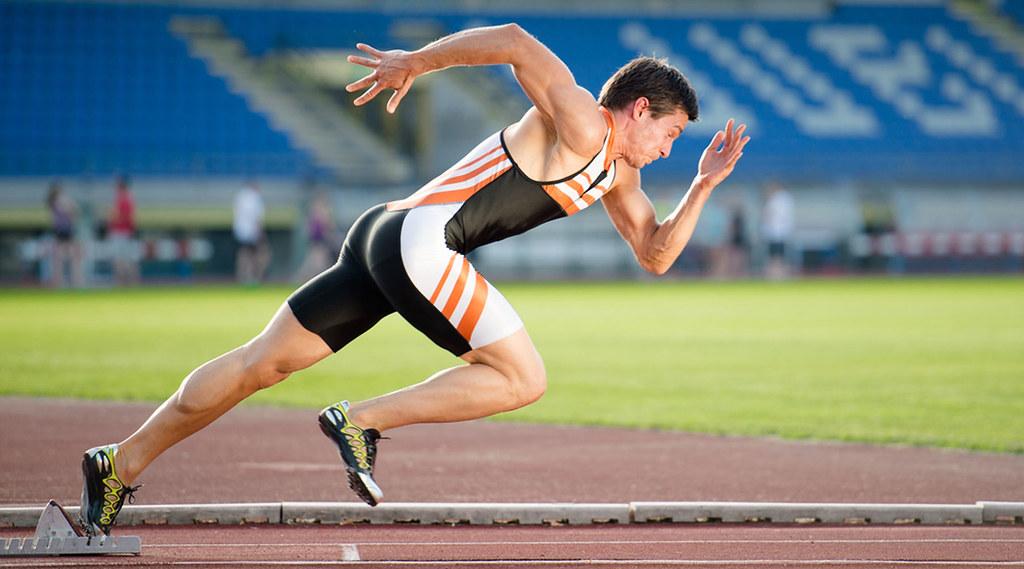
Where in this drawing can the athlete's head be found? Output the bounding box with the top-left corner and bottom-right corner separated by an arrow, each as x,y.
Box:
599,57 -> 699,169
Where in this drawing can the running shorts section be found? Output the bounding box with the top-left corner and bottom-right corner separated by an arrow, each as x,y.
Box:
287,204 -> 523,357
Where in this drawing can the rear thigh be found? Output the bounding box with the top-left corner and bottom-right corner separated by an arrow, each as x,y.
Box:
286,246 -> 394,353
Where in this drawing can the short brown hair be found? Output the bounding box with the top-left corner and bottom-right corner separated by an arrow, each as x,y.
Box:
598,56 -> 699,121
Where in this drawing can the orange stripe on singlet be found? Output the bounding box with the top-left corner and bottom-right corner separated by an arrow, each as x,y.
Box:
429,252 -> 458,305
438,153 -> 508,187
397,164 -> 512,209
456,272 -> 489,341
564,178 -> 586,197
441,257 -> 470,319
541,183 -> 575,211
454,144 -> 503,173
386,157 -> 511,211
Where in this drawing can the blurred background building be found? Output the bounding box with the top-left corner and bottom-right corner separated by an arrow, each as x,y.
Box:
1,0 -> 1022,285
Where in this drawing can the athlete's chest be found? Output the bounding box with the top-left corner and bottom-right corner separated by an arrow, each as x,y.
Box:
504,140 -> 588,183
537,155 -> 616,217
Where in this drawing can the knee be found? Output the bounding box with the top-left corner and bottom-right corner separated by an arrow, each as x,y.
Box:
506,351 -> 547,408
240,344 -> 294,391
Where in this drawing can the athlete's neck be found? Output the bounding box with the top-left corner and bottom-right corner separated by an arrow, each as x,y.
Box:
605,107 -> 627,163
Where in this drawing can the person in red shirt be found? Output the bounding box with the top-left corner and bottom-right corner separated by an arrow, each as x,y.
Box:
108,175 -> 139,286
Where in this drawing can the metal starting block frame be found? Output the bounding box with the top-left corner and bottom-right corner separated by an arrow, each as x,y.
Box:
0,500 -> 141,557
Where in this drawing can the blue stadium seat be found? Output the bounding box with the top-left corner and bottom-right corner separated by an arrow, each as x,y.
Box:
0,0 -> 313,177
1,1 -> 1022,182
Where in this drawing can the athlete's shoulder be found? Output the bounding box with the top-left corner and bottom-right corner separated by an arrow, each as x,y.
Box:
559,89 -> 608,156
515,103 -> 606,159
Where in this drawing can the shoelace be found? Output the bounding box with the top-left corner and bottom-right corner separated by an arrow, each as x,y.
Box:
124,484 -> 142,505
106,483 -> 142,508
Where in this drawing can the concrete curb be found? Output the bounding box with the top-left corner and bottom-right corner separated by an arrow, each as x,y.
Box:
630,501 -> 986,525
281,502 -> 630,525
979,501 -> 1024,524
1,501 -> 1020,529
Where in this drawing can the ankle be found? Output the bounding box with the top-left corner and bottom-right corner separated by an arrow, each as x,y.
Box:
348,406 -> 379,432
113,444 -> 138,485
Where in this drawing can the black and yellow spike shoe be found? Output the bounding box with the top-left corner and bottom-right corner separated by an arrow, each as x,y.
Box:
79,444 -> 140,536
318,401 -> 384,506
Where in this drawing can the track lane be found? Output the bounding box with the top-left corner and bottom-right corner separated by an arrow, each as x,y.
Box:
2,524 -> 1022,567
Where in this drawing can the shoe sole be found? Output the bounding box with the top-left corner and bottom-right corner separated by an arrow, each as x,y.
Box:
349,469 -> 383,507
79,452 -> 104,537
318,419 -> 383,507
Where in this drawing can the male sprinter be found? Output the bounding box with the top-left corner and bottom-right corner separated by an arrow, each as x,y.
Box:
79,23 -> 749,535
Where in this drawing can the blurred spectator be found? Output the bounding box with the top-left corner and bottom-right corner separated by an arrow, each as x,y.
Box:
708,199 -> 749,279
294,191 -> 337,282
761,182 -> 795,280
859,191 -> 897,236
726,200 -> 750,278
233,179 -> 270,284
45,181 -> 84,288
108,174 -> 140,286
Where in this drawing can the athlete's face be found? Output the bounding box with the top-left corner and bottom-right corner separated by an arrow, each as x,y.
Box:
624,101 -> 689,169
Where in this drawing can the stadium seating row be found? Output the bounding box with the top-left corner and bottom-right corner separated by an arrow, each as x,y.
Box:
2,1 -> 1022,183
0,1 -> 310,176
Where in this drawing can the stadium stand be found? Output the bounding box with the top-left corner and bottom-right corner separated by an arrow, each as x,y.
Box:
0,1 -> 313,177
2,1 -> 1023,184
2,0 -> 1023,281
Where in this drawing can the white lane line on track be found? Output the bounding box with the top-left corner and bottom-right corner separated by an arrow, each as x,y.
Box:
341,544 -> 360,561
144,538 -> 1024,548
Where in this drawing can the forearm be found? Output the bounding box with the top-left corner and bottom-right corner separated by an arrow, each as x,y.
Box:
412,24 -> 525,75
642,179 -> 714,275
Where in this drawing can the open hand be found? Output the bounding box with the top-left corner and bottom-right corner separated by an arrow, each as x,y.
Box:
345,43 -> 420,114
696,119 -> 749,189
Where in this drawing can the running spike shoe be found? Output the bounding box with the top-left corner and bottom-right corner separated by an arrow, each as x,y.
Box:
79,444 -> 140,536
318,401 -> 384,506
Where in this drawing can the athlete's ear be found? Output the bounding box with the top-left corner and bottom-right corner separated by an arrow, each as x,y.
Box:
631,97 -> 650,121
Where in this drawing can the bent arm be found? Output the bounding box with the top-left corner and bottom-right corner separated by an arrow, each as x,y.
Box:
604,120 -> 749,275
603,167 -> 715,276
347,24 -> 604,153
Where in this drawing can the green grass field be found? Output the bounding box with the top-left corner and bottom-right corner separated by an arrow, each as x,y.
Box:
1,277 -> 1022,452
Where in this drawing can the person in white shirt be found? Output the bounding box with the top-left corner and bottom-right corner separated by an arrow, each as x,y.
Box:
761,182 -> 795,280
233,180 -> 269,284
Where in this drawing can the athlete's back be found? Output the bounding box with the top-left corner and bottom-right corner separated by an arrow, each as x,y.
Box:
388,107 -> 618,254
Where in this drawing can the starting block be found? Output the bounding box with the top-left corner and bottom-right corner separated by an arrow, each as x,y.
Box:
0,500 -> 141,557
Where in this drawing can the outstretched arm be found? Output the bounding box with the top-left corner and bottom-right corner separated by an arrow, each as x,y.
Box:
345,24 -> 605,155
603,120 -> 750,275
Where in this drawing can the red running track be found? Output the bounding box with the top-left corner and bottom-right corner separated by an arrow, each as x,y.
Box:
2,398 -> 1023,506
2,524 -> 1023,568
2,398 -> 1023,567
